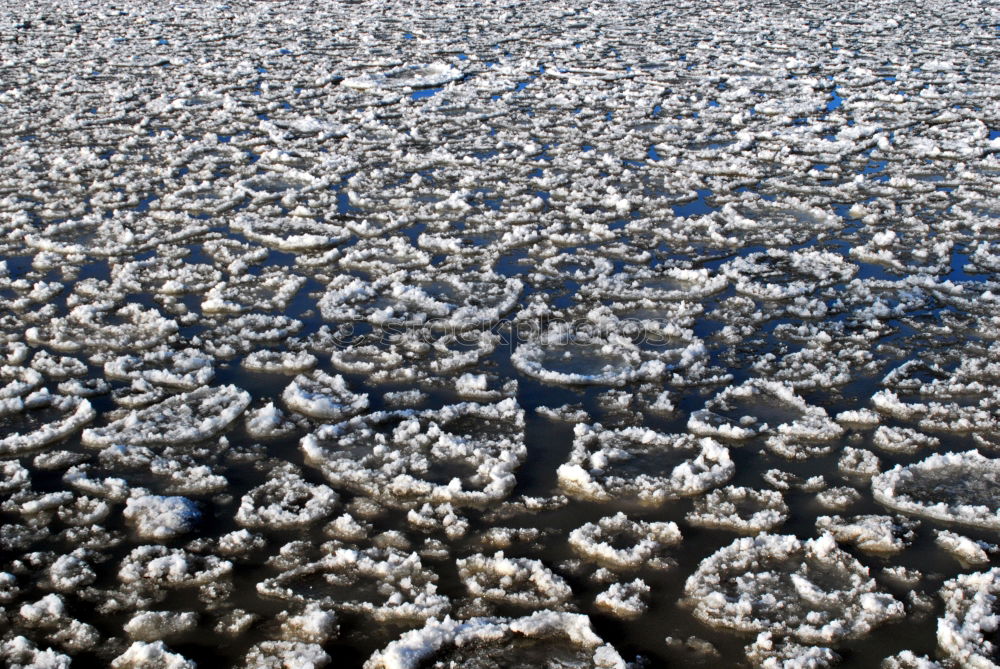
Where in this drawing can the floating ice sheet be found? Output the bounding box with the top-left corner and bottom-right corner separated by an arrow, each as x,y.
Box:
684,534 -> 904,644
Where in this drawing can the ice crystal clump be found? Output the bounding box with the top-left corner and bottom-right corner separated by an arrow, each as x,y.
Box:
365,612 -> 626,669
257,547 -> 449,623
687,486 -> 789,534
558,424 -> 733,506
302,400 -> 525,509
872,451 -> 1000,530
568,512 -> 682,570
684,534 -> 904,644
937,568 -> 1000,668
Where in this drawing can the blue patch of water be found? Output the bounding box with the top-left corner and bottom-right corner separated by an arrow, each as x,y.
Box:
862,159 -> 889,182
411,87 -> 442,100
647,145 -> 661,161
672,189 -> 716,217
827,87 -> 843,112
947,249 -> 977,282
531,145 -> 554,161
135,194 -> 158,213
336,191 -> 360,215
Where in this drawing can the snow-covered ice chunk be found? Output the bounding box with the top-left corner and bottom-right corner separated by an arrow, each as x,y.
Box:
595,578 -> 650,619
257,547 -> 448,623
0,397 -> 95,456
872,451 -> 1000,530
245,402 -> 298,439
364,611 -> 625,669
559,424 -> 733,506
302,399 -> 525,508
686,486 -> 789,534
937,567 -> 1000,668
123,494 -> 200,540
569,512 -> 682,570
82,385 -> 250,448
512,323 -> 680,387
124,611 -> 199,642
243,640 -> 330,669
342,61 -> 463,91
744,631 -> 840,668
684,534 -> 904,644
282,370 -> 369,421
935,530 -> 996,567
111,641 -> 194,669
815,514 -> 918,554
457,551 -> 572,610
1,636 -> 70,669
236,471 -> 338,529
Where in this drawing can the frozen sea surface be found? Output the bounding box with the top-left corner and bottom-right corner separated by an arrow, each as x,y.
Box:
2,0 -> 1000,666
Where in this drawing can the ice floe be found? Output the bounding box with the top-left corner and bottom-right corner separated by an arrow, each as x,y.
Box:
558,424 -> 733,506
937,567 -> 1000,668
872,451 -> 1000,530
302,399 -> 525,508
684,534 -> 904,644
364,611 -> 625,669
